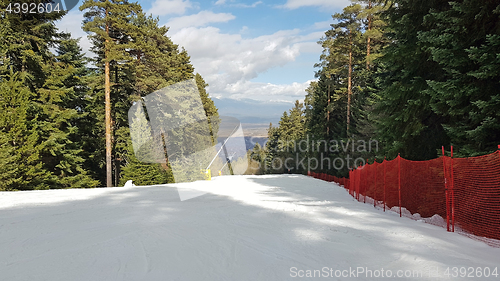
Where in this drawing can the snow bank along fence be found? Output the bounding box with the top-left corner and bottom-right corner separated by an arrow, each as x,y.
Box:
308,146 -> 500,247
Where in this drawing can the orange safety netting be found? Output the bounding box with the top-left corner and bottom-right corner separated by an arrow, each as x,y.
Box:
308,147 -> 500,247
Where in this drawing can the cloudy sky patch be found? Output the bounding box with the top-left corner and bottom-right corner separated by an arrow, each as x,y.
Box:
57,0 -> 344,124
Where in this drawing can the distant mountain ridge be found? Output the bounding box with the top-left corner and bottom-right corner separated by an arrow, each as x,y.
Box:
212,97 -> 293,125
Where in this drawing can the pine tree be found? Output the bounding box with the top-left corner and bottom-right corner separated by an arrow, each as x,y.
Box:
36,34 -> 99,188
419,0 -> 500,156
0,0 -> 65,79
354,0 -> 389,69
195,73 -> 220,145
0,2 -> 98,189
0,71 -> 49,190
260,101 -> 307,174
80,0 -> 142,187
318,4 -> 365,136
118,101 -> 174,185
78,6 -> 220,185
81,3 -> 217,185
264,123 -> 280,173
373,0 -> 450,160
248,142 -> 266,175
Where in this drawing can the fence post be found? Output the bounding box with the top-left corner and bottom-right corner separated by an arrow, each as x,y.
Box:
398,153 -> 402,217
349,170 -> 352,196
353,168 -> 356,199
357,165 -> 361,201
352,169 -> 355,197
442,146 -> 450,232
383,157 -> 386,212
451,146 -> 455,232
374,161 -> 377,208
364,159 -> 368,204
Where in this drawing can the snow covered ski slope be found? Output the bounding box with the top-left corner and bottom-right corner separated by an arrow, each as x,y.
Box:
1,175 -> 499,280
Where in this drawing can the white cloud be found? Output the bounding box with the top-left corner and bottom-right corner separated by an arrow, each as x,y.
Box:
55,6 -> 323,108
280,0 -> 350,10
219,80 -> 313,102
214,0 -> 262,7
147,0 -> 193,16
171,27 -> 302,86
165,11 -> 236,32
170,26 -> 319,102
313,20 -> 332,30
240,26 -> 249,33
233,1 -> 263,8
55,10 -> 92,58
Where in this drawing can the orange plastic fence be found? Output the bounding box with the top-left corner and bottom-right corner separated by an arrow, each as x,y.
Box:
308,147 -> 500,247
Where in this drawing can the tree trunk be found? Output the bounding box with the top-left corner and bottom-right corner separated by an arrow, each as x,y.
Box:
105,8 -> 113,187
327,82 -> 330,135
347,30 -> 352,136
367,0 -> 372,70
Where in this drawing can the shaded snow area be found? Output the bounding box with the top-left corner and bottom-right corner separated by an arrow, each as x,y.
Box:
1,175 -> 499,280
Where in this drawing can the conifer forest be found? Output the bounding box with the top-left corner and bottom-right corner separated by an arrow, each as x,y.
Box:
1,0 -> 499,190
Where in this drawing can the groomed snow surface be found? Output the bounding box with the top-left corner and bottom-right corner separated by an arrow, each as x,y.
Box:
1,175 -> 499,280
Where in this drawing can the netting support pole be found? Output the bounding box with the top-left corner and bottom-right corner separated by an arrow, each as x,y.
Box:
451,146 -> 455,232
352,169 -> 355,197
364,159 -> 368,204
357,165 -> 361,201
374,161 -> 377,208
349,170 -> 351,196
351,169 -> 354,197
383,157 -> 386,212
442,146 -> 450,232
398,153 -> 402,217
355,167 -> 358,200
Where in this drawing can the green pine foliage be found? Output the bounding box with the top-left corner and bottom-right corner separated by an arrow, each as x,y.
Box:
262,1 -> 389,176
36,37 -> 99,189
373,0 -> 500,159
263,101 -> 306,174
373,0 -> 450,160
0,2 -> 98,190
248,142 -> 266,174
0,72 -> 49,190
0,0 -> 219,189
2,0 -> 498,188
419,0 -> 500,156
81,1 -> 219,186
195,73 -> 220,145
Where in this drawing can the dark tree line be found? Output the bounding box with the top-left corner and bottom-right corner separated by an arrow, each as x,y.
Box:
0,0 -> 219,190
257,0 -> 500,177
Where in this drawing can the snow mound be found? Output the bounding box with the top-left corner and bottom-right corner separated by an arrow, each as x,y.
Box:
124,180 -> 135,188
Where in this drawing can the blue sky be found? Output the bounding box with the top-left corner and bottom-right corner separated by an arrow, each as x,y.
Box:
57,0 -> 350,124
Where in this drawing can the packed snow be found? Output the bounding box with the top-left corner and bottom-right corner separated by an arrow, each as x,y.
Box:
1,175 -> 499,280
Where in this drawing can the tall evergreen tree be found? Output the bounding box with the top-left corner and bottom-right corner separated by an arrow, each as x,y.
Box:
0,1 -> 98,189
195,73 -> 219,145
80,0 -> 142,187
317,4 -> 364,136
37,34 -> 99,188
0,71 -> 49,190
373,0 -> 450,160
354,0 -> 389,69
419,0 -> 500,156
